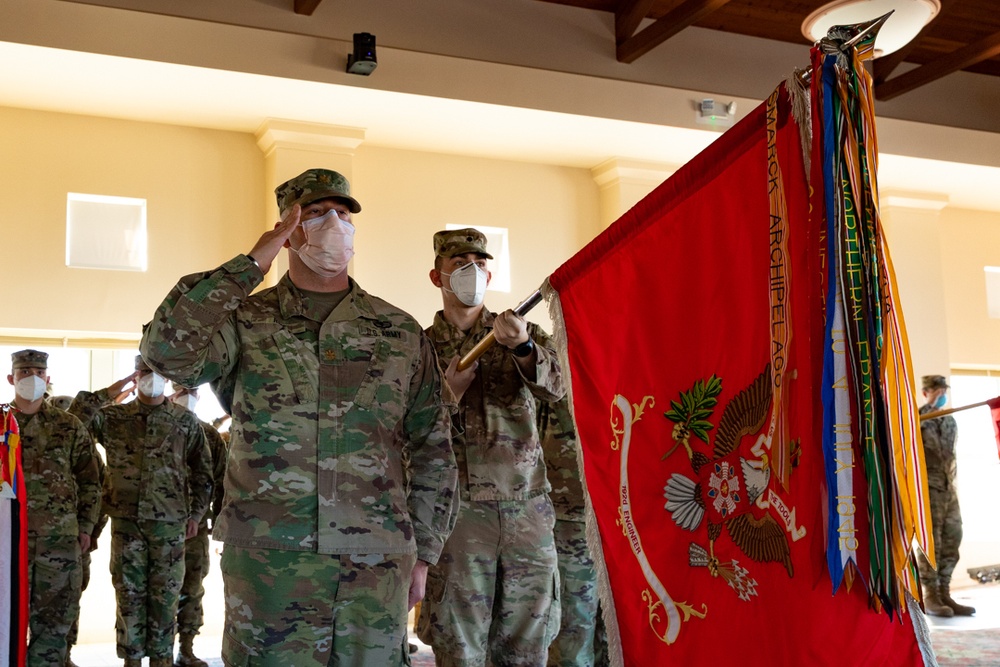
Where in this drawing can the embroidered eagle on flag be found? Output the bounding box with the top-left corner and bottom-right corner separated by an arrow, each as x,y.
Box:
662,365 -> 794,600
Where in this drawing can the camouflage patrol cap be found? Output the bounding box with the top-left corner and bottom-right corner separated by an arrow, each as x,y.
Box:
11,349 -> 48,370
433,228 -> 493,260
275,169 -> 361,215
922,375 -> 949,390
135,355 -> 152,372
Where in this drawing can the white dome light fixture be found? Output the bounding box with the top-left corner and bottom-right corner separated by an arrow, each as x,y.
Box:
802,0 -> 941,57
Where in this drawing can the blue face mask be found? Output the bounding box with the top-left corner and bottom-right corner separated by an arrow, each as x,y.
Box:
932,394 -> 947,410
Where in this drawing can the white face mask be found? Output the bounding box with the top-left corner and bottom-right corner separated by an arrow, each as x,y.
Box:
291,210 -> 355,278
442,262 -> 488,307
137,373 -> 166,398
173,393 -> 199,412
14,375 -> 46,402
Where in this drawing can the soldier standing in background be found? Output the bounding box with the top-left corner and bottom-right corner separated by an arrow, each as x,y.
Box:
71,357 -> 213,667
917,374 -> 975,617
538,396 -> 609,667
169,385 -> 228,667
7,350 -> 102,667
64,456 -> 108,667
51,394 -> 114,667
419,228 -> 565,667
139,168 -> 458,666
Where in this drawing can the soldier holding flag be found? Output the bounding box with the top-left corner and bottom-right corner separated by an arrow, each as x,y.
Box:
917,374 -> 975,617
419,228 -> 565,666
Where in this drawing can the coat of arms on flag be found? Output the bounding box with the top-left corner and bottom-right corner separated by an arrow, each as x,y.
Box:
543,16 -> 937,667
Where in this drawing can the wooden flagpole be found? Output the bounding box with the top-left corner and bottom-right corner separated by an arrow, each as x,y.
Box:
919,397 -> 1000,421
456,290 -> 543,371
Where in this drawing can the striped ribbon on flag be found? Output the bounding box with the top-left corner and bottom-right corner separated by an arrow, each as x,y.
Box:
815,29 -> 934,615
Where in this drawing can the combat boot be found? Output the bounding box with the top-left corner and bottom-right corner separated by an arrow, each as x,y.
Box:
150,657 -> 174,667
941,584 -> 976,616
922,583 -> 955,617
65,654 -> 80,667
124,659 -> 142,667
175,633 -> 209,667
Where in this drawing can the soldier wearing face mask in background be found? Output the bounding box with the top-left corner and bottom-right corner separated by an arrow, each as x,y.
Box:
916,374 -> 975,618
168,385 -> 228,667
7,350 -> 102,667
139,168 -> 458,666
418,229 -> 565,667
70,357 -> 213,667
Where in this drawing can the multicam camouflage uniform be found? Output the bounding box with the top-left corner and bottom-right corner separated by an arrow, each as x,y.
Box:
419,306 -> 564,667
16,397 -> 102,667
176,419 -> 228,642
71,387 -> 212,662
66,455 -> 108,662
139,170 -> 458,665
538,397 -> 609,667
917,403 -> 962,588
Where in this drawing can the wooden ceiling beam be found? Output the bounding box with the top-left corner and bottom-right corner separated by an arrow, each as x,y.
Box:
615,0 -> 657,45
873,0 -> 955,85
294,0 -> 323,16
876,29 -> 1000,101
617,0 -> 732,64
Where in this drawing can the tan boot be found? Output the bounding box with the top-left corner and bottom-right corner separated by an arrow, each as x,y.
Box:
175,633 -> 209,667
124,659 -> 142,667
923,583 -> 955,617
941,584 -> 976,616
65,653 -> 80,667
150,657 -> 174,667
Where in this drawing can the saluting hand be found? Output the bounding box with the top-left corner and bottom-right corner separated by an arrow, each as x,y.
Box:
247,205 -> 302,274
107,372 -> 137,404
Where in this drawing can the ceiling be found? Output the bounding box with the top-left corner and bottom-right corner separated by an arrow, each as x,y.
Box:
2,0 -> 999,211
531,0 -> 1000,99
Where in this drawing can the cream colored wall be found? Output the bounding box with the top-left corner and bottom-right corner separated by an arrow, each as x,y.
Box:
352,146 -> 601,331
884,203 -> 1000,372
1,106 -> 602,341
939,208 -> 1000,366
0,106 -> 263,339
881,204 -> 953,386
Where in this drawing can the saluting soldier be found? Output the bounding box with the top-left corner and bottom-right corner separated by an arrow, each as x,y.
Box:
71,357 -> 213,667
169,385 -> 228,667
139,168 -> 458,666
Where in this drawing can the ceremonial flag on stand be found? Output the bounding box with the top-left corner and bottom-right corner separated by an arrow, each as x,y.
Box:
1,405 -> 27,667
543,22 -> 935,667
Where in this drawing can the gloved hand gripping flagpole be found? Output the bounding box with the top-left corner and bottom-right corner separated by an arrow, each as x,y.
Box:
456,290 -> 543,371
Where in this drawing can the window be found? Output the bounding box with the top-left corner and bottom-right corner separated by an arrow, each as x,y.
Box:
66,193 -> 148,271
946,371 -> 1000,567
985,267 -> 1000,319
